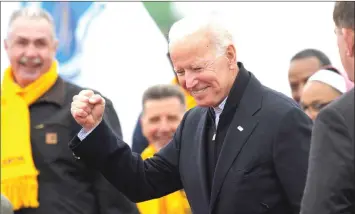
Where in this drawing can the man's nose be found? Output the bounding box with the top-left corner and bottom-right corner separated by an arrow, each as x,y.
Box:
305,109 -> 316,121
294,94 -> 301,103
158,119 -> 172,132
185,73 -> 198,89
24,45 -> 38,57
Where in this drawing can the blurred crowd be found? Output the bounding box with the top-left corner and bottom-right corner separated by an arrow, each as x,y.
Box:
1,2 -> 354,214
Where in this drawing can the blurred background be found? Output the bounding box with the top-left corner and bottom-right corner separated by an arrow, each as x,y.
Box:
1,1 -> 341,146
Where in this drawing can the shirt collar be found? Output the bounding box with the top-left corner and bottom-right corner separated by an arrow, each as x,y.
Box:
213,96 -> 228,116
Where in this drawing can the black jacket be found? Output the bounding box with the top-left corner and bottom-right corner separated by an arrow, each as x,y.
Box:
301,89 -> 355,214
16,77 -> 139,214
70,63 -> 312,214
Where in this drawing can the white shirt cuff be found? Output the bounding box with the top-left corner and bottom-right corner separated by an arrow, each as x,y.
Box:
77,123 -> 99,141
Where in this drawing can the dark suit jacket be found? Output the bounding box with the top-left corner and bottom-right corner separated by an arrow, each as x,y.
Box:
301,88 -> 355,214
17,77 -> 139,214
131,113 -> 149,154
70,70 -> 312,214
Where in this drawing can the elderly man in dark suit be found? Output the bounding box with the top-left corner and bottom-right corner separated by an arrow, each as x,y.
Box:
69,13 -> 312,214
301,2 -> 355,214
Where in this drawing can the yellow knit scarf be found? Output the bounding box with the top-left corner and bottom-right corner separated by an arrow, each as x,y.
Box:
138,145 -> 191,214
1,61 -> 58,210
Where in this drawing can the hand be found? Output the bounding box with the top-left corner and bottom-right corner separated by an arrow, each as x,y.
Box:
71,90 -> 105,132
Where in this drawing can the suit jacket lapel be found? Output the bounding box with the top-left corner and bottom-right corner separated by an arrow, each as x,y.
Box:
209,75 -> 263,210
195,108 -> 210,205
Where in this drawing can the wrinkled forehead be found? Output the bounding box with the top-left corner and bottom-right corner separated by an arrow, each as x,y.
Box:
8,17 -> 54,41
170,36 -> 217,70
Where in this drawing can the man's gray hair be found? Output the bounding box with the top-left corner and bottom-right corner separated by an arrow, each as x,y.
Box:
1,194 -> 14,214
142,84 -> 186,109
7,6 -> 56,39
168,12 -> 235,56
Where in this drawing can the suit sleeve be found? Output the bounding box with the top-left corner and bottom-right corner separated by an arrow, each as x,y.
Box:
69,108 -> 189,203
91,100 -> 140,214
102,99 -> 123,138
300,106 -> 355,214
273,107 -> 312,214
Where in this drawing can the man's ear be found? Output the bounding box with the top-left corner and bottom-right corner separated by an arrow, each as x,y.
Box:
342,28 -> 355,57
140,113 -> 145,125
226,44 -> 237,69
140,113 -> 149,139
53,39 -> 59,52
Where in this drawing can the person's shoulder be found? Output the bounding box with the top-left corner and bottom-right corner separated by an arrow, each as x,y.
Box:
61,78 -> 84,96
317,88 -> 354,124
260,85 -> 303,117
62,78 -> 115,106
185,106 -> 207,118
176,106 -> 207,130
326,88 -> 354,114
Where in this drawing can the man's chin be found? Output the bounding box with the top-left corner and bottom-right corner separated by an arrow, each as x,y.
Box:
18,65 -> 43,75
154,139 -> 172,148
14,69 -> 43,86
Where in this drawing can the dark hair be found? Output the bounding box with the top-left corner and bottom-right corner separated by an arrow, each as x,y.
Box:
333,2 -> 354,30
321,65 -> 341,75
142,84 -> 186,109
290,49 -> 331,67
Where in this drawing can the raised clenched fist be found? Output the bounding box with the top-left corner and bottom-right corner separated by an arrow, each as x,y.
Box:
71,90 -> 105,132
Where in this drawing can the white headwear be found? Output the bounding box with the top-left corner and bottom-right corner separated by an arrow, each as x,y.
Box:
308,69 -> 347,93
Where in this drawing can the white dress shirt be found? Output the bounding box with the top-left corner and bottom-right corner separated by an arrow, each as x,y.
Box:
213,97 -> 227,129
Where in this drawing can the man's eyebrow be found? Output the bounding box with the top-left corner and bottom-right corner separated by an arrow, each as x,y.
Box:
191,60 -> 207,67
174,67 -> 182,72
13,35 -> 28,40
14,35 -> 48,41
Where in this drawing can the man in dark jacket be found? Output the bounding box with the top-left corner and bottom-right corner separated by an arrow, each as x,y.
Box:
70,13 -> 312,214
1,7 -> 138,214
301,2 -> 355,214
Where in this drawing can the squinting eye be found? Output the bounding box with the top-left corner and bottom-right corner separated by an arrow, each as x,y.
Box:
193,67 -> 202,71
176,70 -> 185,76
35,41 -> 47,48
16,40 -> 27,46
301,105 -> 308,111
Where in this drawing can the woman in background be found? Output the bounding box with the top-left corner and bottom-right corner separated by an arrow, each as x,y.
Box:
300,67 -> 352,121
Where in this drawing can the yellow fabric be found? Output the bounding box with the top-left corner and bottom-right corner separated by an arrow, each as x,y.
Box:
171,77 -> 197,110
137,145 -> 191,214
1,61 -> 59,210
